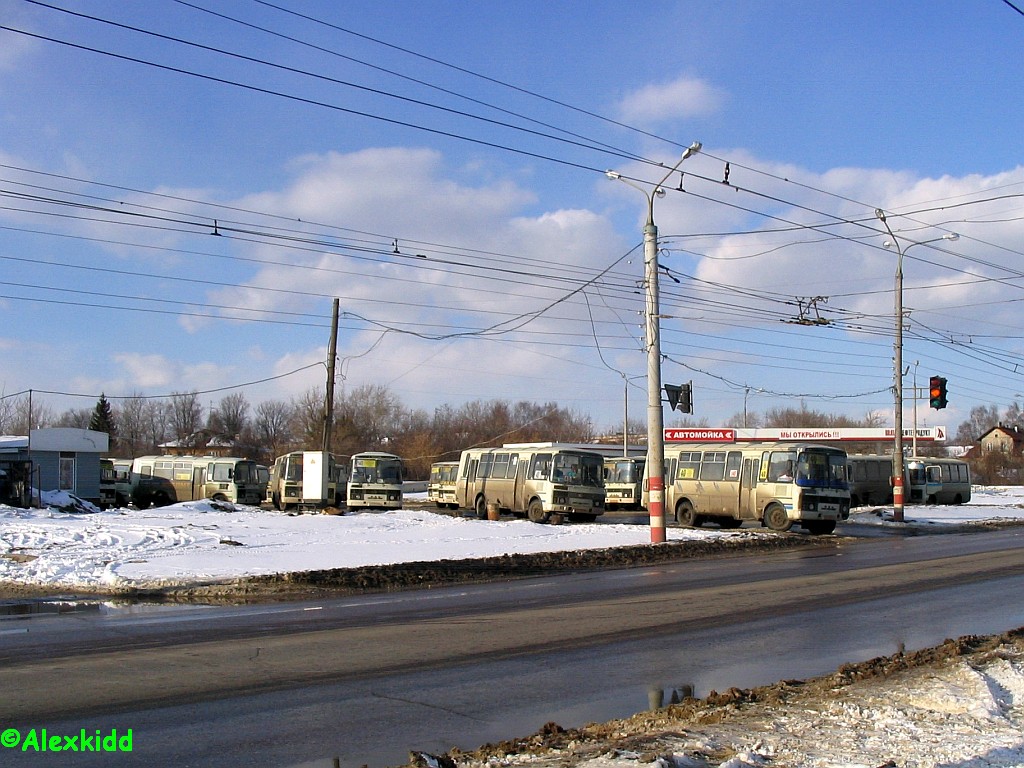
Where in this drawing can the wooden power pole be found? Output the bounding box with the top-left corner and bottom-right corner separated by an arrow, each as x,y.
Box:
322,298 -> 339,453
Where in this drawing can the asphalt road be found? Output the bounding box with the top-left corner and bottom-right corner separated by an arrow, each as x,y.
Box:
3,528 -> 1024,767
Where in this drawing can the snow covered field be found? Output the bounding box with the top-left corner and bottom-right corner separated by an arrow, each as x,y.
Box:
1,487 -> 1024,591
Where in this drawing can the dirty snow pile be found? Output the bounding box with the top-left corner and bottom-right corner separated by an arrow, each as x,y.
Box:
662,649 -> 1024,768
463,635 -> 1024,768
2,487 -> 1024,591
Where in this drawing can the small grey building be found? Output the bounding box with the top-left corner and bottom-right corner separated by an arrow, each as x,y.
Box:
1,429 -> 109,507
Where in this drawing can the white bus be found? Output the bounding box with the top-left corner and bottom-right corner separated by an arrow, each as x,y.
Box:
428,460 -> 460,510
455,443 -> 605,523
347,451 -> 404,510
268,451 -> 346,511
603,455 -> 647,511
847,454 -> 971,506
129,455 -> 264,507
906,456 -> 971,505
652,442 -> 850,534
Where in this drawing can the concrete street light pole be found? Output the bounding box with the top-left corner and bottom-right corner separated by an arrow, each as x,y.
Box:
607,141 -> 701,543
874,208 -> 958,522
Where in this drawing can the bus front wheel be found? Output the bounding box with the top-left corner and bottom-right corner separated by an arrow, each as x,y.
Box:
764,505 -> 792,532
527,499 -> 550,524
676,501 -> 699,528
475,495 -> 488,520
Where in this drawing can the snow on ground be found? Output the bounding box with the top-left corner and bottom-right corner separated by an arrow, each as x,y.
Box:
1,487 -> 1024,591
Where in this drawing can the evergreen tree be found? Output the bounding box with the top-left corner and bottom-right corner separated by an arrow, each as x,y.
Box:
89,393 -> 117,444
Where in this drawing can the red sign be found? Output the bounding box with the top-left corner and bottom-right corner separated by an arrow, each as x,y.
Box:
664,428 -> 736,443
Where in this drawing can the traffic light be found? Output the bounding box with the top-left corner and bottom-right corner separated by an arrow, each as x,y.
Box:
929,375 -> 947,410
665,382 -> 693,413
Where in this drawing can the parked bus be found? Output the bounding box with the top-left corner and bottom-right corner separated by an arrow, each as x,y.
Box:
455,443 -> 605,523
257,464 -> 271,504
347,451 -> 404,510
906,456 -> 971,505
268,451 -> 346,511
111,459 -> 133,507
847,454 -> 971,506
603,455 -> 647,511
651,442 -> 850,534
99,458 -> 116,509
428,460 -> 460,510
846,454 -> 893,507
129,455 -> 264,507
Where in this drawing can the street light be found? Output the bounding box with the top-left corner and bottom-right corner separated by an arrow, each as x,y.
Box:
874,208 -> 959,522
607,141 -> 701,543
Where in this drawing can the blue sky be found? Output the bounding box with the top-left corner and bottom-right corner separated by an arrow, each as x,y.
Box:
1,0 -> 1023,439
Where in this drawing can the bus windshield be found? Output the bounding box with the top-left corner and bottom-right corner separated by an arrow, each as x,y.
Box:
352,457 -> 403,484
795,449 -> 848,489
551,452 -> 603,487
607,458 -> 643,483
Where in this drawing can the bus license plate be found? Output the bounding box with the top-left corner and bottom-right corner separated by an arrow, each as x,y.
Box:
366,493 -> 385,502
819,502 -> 839,513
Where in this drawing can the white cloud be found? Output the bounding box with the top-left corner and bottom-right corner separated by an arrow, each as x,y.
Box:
616,76 -> 726,124
111,353 -> 176,390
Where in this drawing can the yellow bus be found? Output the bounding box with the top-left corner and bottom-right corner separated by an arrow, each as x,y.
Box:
347,451 -> 404,510
455,443 -> 605,523
651,442 -> 850,534
603,455 -> 647,511
129,455 -> 264,507
428,461 -> 460,510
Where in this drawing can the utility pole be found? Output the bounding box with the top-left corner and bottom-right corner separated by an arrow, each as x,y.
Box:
322,299 -> 339,454
607,141 -> 701,544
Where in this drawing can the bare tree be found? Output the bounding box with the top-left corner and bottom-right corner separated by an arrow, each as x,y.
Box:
208,392 -> 250,445
292,387 -> 327,447
955,404 -> 1001,446
167,392 -> 203,446
115,394 -> 150,457
253,399 -> 296,460
7,396 -> 54,434
53,407 -> 93,429
142,399 -> 169,453
341,384 -> 403,448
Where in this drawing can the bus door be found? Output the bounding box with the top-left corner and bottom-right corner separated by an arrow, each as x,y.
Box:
739,457 -> 759,518
192,465 -> 205,502
664,456 -> 678,510
725,451 -> 743,513
464,458 -> 479,504
511,454 -> 526,509
925,465 -> 942,503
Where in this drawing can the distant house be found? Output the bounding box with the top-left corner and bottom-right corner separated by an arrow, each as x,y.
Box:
0,428 -> 109,506
973,424 -> 1024,457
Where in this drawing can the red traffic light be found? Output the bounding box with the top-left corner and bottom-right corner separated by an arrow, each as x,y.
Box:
929,376 -> 947,409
